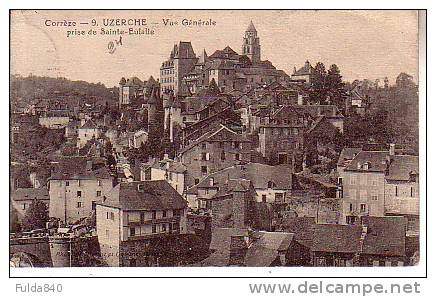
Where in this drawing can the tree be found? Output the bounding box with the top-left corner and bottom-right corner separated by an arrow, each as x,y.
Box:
309,62 -> 327,104
10,206 -> 21,233
326,64 -> 347,110
22,199 -> 49,231
395,73 -> 415,89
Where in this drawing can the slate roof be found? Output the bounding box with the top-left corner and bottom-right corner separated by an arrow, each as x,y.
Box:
293,61 -> 314,76
294,104 -> 344,119
191,163 -> 295,193
49,157 -> 112,180
385,155 -> 419,181
179,124 -> 250,155
344,151 -> 390,173
311,224 -> 362,253
210,179 -> 252,199
80,119 -> 98,130
361,216 -> 407,257
203,228 -> 294,267
246,20 -> 257,32
99,180 -> 187,211
277,217 -> 316,248
337,147 -> 362,167
11,188 -> 49,202
209,46 -> 240,60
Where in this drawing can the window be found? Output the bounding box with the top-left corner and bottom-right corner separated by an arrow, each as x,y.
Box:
140,212 -> 145,223
152,210 -> 156,219
350,175 -> 357,185
221,151 -> 226,161
152,224 -> 157,233
275,193 -> 284,203
77,191 -> 82,197
395,186 -> 399,197
410,187 -> 414,197
360,203 -> 367,213
172,222 -> 179,231
161,224 -> 167,233
97,180 -> 102,186
201,166 -> 208,175
77,202 -> 82,208
65,181 -> 69,187
96,191 -> 101,197
235,153 -> 240,161
233,141 -> 240,149
92,201 -> 96,210
262,195 -> 267,203
130,227 -> 136,236
22,203 -> 26,210
371,191 -> 378,201
201,152 -> 207,161
162,210 -> 167,218
105,229 -> 109,238
173,209 -> 181,217
201,143 -> 207,150
78,180 -> 81,187
349,203 -> 353,212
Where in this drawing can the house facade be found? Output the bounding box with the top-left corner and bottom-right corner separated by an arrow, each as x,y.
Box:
48,157 -> 114,224
96,181 -> 188,267
178,124 -> 251,187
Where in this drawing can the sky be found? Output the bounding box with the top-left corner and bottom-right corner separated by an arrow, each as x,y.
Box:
10,10 -> 419,88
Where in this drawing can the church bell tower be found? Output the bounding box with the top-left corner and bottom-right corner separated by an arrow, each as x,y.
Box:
242,21 -> 261,64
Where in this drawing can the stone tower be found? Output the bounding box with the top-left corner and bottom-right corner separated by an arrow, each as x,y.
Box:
242,21 -> 261,64
119,77 -> 126,107
147,86 -> 159,133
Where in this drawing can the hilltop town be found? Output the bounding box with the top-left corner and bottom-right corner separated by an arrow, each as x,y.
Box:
10,21 -> 419,268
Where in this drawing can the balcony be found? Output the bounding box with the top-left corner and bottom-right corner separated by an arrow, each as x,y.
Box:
127,216 -> 181,227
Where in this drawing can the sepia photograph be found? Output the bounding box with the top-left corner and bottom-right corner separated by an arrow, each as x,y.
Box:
9,9 -> 424,275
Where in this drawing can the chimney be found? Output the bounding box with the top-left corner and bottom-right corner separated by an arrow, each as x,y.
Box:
389,143 -> 395,156
229,236 -> 248,266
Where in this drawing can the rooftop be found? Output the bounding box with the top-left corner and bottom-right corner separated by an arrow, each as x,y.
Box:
99,180 -> 187,211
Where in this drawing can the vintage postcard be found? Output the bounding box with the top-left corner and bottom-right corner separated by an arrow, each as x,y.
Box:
9,10 -> 423,275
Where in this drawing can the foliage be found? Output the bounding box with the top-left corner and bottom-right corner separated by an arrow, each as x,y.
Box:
22,199 -> 49,231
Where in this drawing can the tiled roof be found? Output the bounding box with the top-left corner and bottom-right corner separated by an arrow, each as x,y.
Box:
385,155 -> 419,181
191,163 -> 295,194
277,217 -> 316,248
312,224 -> 362,253
49,157 -> 112,180
361,216 -> 407,257
11,188 -> 49,202
244,231 -> 294,267
293,61 -> 314,76
209,46 -> 239,60
294,104 -> 344,118
203,228 -> 294,266
179,124 -> 250,155
345,151 -> 390,173
211,179 -> 252,199
337,147 -> 362,167
80,119 -> 98,130
100,180 -> 187,211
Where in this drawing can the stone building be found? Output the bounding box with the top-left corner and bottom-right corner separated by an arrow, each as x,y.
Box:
258,105 -> 306,169
77,119 -> 100,149
48,157 -> 114,224
178,124 -> 251,187
160,41 -> 197,95
95,180 -> 188,267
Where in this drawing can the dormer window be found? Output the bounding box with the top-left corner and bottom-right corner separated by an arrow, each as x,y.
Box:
363,162 -> 371,170
267,181 -> 276,189
409,171 -> 418,182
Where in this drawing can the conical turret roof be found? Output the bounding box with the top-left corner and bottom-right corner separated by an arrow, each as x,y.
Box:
246,20 -> 257,32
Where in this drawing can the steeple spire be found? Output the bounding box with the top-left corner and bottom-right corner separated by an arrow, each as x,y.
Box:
246,20 -> 257,33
